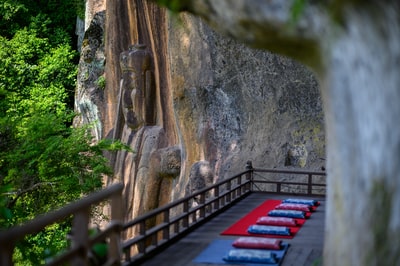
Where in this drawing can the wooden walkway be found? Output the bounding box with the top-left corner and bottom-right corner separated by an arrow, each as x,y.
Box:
140,193 -> 325,266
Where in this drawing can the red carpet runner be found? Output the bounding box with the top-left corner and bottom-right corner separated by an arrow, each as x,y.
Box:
220,199 -> 314,239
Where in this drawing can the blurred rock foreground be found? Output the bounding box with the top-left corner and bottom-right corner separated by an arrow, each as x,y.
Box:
74,0 -> 325,230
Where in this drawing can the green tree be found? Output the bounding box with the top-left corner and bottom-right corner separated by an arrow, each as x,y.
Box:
0,0 -> 125,264
3,113 -> 116,265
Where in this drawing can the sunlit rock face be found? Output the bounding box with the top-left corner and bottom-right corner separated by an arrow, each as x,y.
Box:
74,11 -> 106,141
76,1 -> 324,229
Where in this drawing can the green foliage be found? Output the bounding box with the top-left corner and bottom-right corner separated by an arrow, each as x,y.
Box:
0,0 -> 28,37
0,28 -> 77,121
290,0 -> 307,25
0,111 -> 126,264
75,0 -> 86,19
155,0 -> 190,12
0,184 -> 12,226
96,75 -> 106,90
4,112 -> 116,265
13,222 -> 71,265
0,0 -> 83,39
312,257 -> 323,266
4,113 -> 107,210
0,0 -> 126,264
0,0 -> 27,21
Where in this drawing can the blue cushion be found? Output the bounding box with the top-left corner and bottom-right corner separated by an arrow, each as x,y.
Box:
223,248 -> 277,264
247,225 -> 291,236
268,209 -> 306,219
282,198 -> 318,206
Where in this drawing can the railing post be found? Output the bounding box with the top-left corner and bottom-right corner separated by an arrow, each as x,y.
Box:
71,208 -> 90,266
214,186 -> 220,210
0,241 -> 14,266
182,201 -> 189,228
163,209 -> 170,240
151,233 -> 157,247
108,191 -> 123,264
308,174 -> 313,195
221,190 -> 226,206
138,221 -> 146,254
237,175 -> 242,196
199,193 -> 205,218
245,161 -> 253,191
232,178 -> 237,199
191,197 -> 197,223
226,180 -> 231,203
174,222 -> 179,235
277,183 -> 281,193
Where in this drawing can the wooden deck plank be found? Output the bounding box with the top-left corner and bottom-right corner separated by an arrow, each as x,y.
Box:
140,193 -> 325,266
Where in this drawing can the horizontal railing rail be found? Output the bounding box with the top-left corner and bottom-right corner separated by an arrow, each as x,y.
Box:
0,183 -> 124,266
121,170 -> 252,265
251,167 -> 326,196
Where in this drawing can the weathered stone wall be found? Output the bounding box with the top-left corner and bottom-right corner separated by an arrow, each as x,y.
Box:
168,13 -> 324,201
75,0 -> 325,229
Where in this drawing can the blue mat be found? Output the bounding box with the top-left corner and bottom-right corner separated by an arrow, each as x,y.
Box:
193,239 -> 289,266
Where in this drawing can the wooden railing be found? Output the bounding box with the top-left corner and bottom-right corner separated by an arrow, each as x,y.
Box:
0,163 -> 326,265
250,166 -> 326,196
121,170 -> 252,265
0,183 -> 124,266
121,162 -> 326,265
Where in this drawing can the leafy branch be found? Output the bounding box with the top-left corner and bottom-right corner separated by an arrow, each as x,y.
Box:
6,182 -> 56,209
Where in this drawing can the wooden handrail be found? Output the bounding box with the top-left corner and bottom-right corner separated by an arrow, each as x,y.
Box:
121,165 -> 326,265
251,167 -> 326,196
0,183 -> 124,266
123,171 -> 249,229
253,167 -> 326,176
121,172 -> 251,265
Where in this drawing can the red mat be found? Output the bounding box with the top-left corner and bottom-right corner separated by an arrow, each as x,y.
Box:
220,199 -> 314,239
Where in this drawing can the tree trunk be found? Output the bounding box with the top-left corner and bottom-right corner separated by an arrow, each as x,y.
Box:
165,1 -> 400,265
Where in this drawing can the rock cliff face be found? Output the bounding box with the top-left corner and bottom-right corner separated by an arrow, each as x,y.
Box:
75,0 -> 325,228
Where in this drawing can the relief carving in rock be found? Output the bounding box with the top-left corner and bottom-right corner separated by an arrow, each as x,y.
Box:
119,44 -> 156,130
114,44 -> 181,239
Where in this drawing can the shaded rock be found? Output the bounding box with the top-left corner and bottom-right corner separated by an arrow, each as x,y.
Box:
285,144 -> 308,168
74,11 -> 106,140
186,161 -> 214,195
158,146 -> 181,178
